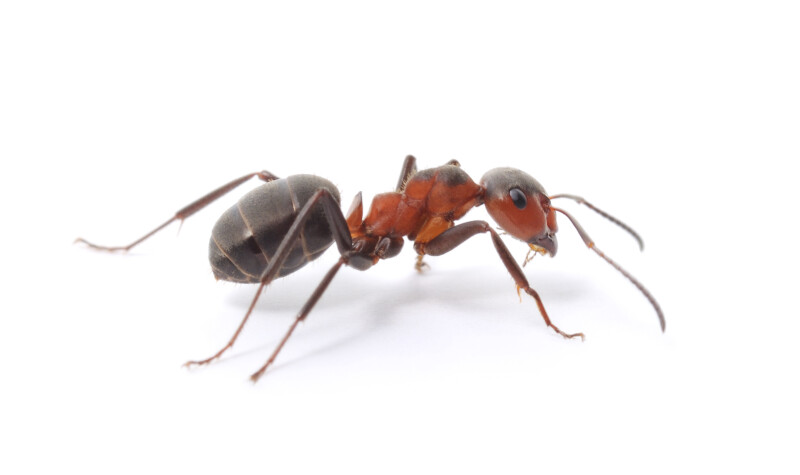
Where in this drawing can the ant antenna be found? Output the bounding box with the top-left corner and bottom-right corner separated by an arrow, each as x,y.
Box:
550,194 -> 644,251
552,206 -> 665,332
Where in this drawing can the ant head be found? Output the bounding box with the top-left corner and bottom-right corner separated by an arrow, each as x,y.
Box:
480,168 -> 558,256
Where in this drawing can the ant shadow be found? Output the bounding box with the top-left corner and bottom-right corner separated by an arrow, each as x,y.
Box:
212,259 -> 592,375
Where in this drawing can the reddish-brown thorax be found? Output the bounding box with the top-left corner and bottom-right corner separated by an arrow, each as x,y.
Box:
347,165 -> 484,246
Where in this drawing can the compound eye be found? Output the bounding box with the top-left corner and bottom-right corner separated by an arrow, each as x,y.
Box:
509,188 -> 527,209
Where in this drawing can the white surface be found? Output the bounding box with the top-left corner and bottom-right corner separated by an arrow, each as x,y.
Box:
2,1 -> 798,474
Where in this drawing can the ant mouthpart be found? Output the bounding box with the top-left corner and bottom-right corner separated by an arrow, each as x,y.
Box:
528,243 -> 551,257
527,232 -> 557,257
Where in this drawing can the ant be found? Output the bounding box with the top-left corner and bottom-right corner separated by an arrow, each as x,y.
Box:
77,155 -> 664,382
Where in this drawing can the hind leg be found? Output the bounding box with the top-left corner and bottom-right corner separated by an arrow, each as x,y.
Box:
76,171 -> 279,252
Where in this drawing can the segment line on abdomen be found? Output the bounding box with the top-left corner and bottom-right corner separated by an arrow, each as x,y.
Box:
211,233 -> 259,280
237,199 -> 272,264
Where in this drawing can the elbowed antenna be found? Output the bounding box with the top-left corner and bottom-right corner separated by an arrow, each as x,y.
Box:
550,194 -> 644,251
552,206 -> 665,332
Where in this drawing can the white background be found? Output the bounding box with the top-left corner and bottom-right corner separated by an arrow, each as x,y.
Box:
2,1 -> 798,474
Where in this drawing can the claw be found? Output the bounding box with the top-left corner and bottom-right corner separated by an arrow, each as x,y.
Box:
415,255 -> 430,273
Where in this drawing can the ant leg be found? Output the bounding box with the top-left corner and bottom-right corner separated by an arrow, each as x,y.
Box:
396,156 -> 460,192
76,171 -> 279,252
417,220 -> 584,340
249,257 -> 346,382
184,189 -> 354,369
396,155 -> 417,192
414,255 -> 430,273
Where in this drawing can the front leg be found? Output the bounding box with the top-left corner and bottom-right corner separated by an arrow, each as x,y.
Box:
416,220 -> 584,340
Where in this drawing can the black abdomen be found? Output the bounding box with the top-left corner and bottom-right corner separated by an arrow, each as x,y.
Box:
208,175 -> 341,283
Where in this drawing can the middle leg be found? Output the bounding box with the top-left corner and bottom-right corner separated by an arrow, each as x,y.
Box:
249,256 -> 346,382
